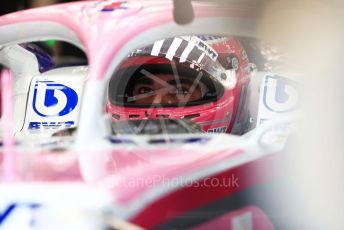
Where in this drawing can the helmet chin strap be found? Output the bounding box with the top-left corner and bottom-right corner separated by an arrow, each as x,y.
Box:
173,0 -> 194,25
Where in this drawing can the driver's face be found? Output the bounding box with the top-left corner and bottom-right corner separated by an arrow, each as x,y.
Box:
131,74 -> 202,105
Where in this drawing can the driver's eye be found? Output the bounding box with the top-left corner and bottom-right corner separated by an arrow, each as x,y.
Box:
138,87 -> 154,94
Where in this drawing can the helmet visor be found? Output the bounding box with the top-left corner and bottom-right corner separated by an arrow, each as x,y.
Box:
108,36 -> 235,108
108,59 -> 224,107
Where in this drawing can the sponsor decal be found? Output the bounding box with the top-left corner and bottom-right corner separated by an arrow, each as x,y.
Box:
99,0 -> 128,12
32,80 -> 78,117
196,40 -> 218,61
207,126 -> 227,133
263,75 -> 298,113
0,202 -> 41,227
86,0 -> 143,16
28,121 -> 75,130
190,37 -> 218,61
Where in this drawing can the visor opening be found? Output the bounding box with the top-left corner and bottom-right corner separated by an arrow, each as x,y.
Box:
129,114 -> 140,119
112,113 -> 120,120
183,113 -> 200,120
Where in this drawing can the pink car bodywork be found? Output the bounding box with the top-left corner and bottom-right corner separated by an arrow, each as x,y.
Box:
0,1 -> 281,229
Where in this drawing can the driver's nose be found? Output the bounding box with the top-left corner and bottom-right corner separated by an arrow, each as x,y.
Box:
152,94 -> 162,104
152,92 -> 176,104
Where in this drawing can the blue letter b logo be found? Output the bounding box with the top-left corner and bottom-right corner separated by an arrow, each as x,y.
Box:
32,81 -> 78,117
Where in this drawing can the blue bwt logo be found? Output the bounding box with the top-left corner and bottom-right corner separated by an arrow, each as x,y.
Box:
0,202 -> 41,226
33,81 -> 78,117
263,75 -> 298,113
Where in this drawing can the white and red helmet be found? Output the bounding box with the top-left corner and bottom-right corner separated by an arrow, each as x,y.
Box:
106,36 -> 251,134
